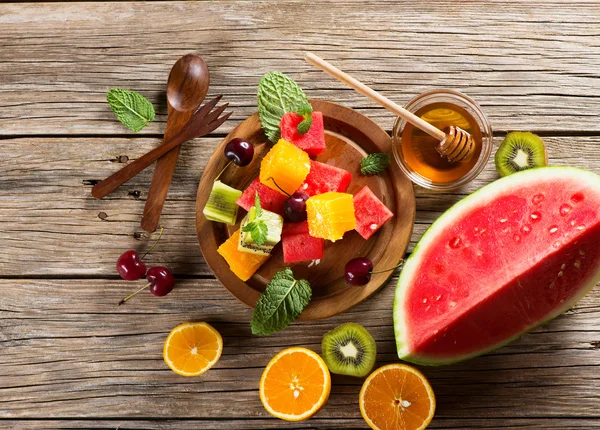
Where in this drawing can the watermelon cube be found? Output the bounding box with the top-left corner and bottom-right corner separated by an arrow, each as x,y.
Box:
353,186 -> 394,240
282,221 -> 324,263
280,111 -> 326,156
297,160 -> 352,197
236,178 -> 287,216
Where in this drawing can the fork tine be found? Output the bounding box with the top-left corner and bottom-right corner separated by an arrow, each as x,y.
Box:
193,94 -> 223,118
204,111 -> 233,134
202,103 -> 229,125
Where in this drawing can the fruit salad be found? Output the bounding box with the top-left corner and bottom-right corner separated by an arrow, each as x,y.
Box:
203,72 -> 394,283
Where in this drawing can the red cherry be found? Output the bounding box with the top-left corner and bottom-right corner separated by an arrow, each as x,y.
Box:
116,250 -> 147,281
146,266 -> 175,296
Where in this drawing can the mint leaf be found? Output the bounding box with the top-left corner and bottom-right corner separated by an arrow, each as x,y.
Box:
296,103 -> 314,135
297,117 -> 313,134
251,268 -> 312,335
242,220 -> 268,246
254,191 -> 263,218
257,72 -> 309,142
296,104 -> 313,117
106,88 -> 155,132
241,192 -> 268,246
361,153 -> 391,176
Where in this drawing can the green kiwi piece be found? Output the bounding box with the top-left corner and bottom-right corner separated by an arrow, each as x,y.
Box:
321,323 -> 376,377
203,180 -> 243,225
495,131 -> 548,177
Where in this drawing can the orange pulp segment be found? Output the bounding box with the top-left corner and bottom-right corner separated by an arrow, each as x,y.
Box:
306,192 -> 356,241
260,139 -> 311,195
259,347 -> 331,422
163,322 -> 223,377
217,230 -> 270,281
359,363 -> 436,430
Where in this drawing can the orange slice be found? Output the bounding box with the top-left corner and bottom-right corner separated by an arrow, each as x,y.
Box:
359,364 -> 436,430
259,347 -> 331,421
163,322 -> 223,377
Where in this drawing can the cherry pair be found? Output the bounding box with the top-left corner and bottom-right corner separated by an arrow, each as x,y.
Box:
116,227 -> 175,305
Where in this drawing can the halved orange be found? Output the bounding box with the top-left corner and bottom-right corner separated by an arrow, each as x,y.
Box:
163,322 -> 223,377
259,347 -> 331,421
359,363 -> 436,430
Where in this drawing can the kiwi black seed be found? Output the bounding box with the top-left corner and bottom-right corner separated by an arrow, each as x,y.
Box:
321,323 -> 376,377
495,131 -> 548,177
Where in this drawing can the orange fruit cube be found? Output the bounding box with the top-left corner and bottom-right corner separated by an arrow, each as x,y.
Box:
306,192 -> 356,242
217,230 -> 270,281
260,139 -> 311,195
359,363 -> 436,430
163,322 -> 223,377
260,347 -> 331,422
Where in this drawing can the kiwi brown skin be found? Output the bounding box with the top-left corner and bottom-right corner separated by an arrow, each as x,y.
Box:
495,131 -> 548,177
321,322 -> 376,378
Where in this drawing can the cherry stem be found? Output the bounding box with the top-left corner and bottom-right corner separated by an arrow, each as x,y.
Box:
141,226 -> 164,260
118,282 -> 151,306
267,177 -> 292,197
371,260 -> 404,275
215,160 -> 233,182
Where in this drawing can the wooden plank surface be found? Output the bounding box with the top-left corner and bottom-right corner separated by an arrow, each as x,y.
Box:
1,1 -> 600,136
2,279 -> 600,423
1,1 -> 600,429
0,135 -> 598,277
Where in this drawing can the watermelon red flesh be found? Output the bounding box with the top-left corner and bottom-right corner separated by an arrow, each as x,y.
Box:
394,167 -> 600,365
282,221 -> 324,263
353,186 -> 394,240
280,111 -> 326,156
297,160 -> 352,197
236,178 -> 287,216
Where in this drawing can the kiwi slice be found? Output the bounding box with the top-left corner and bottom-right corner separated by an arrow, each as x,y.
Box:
321,323 -> 376,377
238,206 -> 283,256
495,131 -> 547,177
203,180 -> 243,225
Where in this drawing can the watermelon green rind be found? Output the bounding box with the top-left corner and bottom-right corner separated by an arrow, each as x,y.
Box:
394,166 -> 600,366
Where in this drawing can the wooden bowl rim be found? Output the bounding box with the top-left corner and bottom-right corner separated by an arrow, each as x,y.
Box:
196,100 -> 416,320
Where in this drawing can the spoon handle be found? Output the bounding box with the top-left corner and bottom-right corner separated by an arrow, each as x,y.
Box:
305,52 -> 446,141
140,104 -> 192,233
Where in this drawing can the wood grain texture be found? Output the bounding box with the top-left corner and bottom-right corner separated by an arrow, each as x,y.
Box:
1,1 -> 600,136
2,1 -> 600,428
0,135 -> 597,277
1,278 -> 600,423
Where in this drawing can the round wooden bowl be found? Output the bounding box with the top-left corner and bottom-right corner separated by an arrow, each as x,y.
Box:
196,100 -> 415,320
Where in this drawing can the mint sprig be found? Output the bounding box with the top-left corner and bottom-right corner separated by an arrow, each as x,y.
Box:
251,268 -> 312,335
106,88 -> 155,132
296,104 -> 313,135
257,72 -> 309,142
241,193 -> 268,246
361,153 -> 391,176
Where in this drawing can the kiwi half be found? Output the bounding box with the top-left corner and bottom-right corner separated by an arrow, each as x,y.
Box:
321,323 -> 376,377
495,131 -> 548,177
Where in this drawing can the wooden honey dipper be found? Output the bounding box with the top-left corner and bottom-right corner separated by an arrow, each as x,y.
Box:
305,52 -> 475,163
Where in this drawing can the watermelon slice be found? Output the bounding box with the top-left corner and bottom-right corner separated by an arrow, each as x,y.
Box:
297,160 -> 352,197
280,111 -> 326,156
282,221 -> 324,263
394,167 -> 600,365
353,186 -> 394,239
236,178 -> 287,216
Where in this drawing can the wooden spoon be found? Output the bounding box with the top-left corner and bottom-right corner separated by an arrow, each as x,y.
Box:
305,52 -> 475,164
141,54 -> 210,232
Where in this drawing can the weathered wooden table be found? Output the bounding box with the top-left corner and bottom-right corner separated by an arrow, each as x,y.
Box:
2,1 -> 600,429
